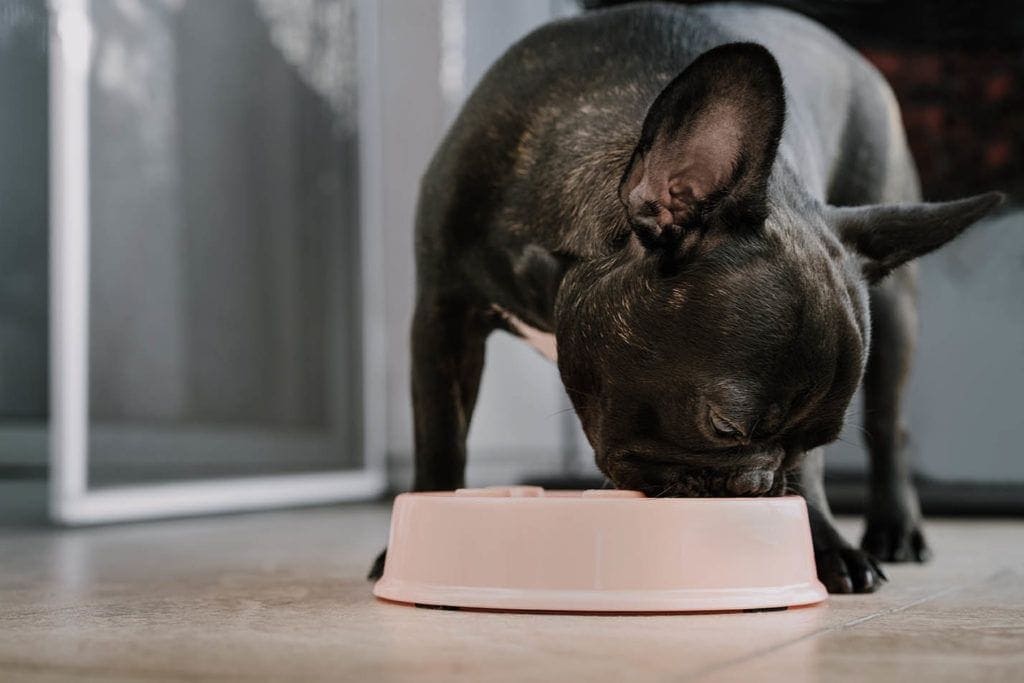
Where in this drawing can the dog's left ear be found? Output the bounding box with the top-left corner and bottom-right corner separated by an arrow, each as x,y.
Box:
619,42 -> 785,250
827,192 -> 1006,283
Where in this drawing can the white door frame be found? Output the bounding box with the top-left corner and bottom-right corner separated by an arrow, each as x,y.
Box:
47,0 -> 387,524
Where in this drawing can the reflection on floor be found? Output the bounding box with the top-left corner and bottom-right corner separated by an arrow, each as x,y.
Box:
1,504 -> 1022,682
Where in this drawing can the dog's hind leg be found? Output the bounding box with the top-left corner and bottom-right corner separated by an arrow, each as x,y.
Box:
828,78 -> 932,564
860,267 -> 931,562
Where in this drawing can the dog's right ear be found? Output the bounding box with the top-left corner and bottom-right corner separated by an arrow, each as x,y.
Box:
619,42 -> 785,251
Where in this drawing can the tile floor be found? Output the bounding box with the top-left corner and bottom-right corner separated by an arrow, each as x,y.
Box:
0,504 -> 1022,682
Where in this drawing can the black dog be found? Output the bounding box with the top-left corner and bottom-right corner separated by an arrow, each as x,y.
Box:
370,2 -> 1002,593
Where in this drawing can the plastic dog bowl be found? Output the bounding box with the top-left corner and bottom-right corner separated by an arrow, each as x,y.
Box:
373,486 -> 827,612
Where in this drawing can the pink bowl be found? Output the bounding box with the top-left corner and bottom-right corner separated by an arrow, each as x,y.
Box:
373,487 -> 827,612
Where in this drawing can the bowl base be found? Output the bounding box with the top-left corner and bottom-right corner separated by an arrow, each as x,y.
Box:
374,577 -> 827,614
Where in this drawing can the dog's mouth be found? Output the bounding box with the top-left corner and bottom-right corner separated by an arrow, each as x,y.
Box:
615,468 -> 785,498
603,448 -> 788,498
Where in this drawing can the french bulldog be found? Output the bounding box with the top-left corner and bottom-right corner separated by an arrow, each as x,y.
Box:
370,1 -> 1003,593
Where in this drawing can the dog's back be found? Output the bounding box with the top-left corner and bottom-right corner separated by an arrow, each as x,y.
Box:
416,2 -> 908,294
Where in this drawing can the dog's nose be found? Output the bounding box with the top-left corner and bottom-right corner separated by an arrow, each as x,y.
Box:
726,469 -> 776,496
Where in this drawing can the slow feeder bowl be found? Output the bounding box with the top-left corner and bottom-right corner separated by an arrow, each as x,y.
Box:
373,486 -> 827,612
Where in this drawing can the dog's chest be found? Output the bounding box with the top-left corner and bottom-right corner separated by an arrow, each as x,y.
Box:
492,304 -> 557,362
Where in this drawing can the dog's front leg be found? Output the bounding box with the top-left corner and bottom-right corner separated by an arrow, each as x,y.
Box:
791,448 -> 886,593
367,293 -> 490,580
410,295 -> 490,492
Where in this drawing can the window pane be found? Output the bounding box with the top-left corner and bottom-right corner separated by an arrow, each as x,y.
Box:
85,0 -> 362,486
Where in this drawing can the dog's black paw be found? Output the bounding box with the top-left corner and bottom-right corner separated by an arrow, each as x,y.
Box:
816,545 -> 887,594
367,548 -> 387,580
861,517 -> 931,563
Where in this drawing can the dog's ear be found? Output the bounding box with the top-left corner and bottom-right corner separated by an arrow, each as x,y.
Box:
827,192 -> 1005,283
619,42 -> 785,251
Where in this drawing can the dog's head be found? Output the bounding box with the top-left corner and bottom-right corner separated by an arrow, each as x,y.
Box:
554,43 -> 1003,497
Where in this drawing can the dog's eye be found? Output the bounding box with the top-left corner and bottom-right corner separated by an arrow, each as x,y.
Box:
710,411 -> 740,437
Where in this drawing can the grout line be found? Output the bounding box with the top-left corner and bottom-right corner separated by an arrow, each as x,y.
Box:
683,572 -> 1006,683
834,583 -> 963,630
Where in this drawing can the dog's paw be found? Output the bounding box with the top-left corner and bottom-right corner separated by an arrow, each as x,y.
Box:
815,545 -> 887,594
367,548 -> 387,580
861,517 -> 931,563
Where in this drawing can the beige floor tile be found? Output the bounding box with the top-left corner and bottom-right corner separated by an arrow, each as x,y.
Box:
0,505 -> 1021,682
702,570 -> 1024,683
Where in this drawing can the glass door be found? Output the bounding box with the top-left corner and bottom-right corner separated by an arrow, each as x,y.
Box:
48,0 -> 385,523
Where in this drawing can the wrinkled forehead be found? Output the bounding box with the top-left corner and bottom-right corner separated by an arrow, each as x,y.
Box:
649,248 -> 849,369
664,247 -> 803,326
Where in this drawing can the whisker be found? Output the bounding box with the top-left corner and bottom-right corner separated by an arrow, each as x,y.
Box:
834,435 -> 861,449
654,482 -> 674,498
844,423 -> 870,438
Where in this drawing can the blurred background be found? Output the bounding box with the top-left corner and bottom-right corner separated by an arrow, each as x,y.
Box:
0,0 -> 1020,525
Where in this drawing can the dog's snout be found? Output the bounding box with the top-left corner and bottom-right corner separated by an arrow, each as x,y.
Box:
726,469 -> 775,496
607,445 -> 786,498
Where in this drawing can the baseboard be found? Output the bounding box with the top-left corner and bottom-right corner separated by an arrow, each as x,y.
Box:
824,472 -> 1024,516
